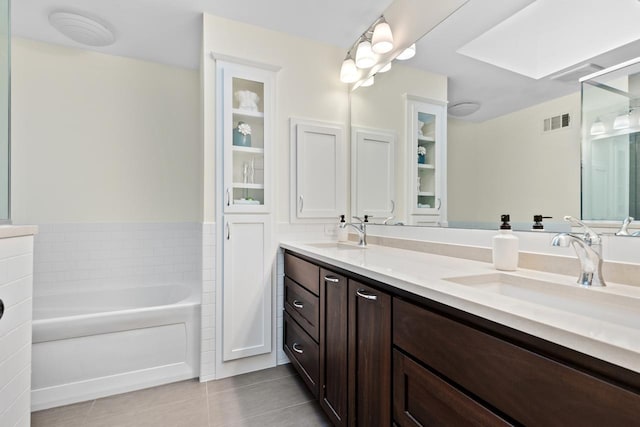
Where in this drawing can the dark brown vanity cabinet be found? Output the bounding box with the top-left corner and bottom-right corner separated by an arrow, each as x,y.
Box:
319,268 -> 348,426
348,280 -> 392,427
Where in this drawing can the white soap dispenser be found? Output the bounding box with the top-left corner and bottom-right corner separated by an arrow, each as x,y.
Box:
337,215 -> 349,242
493,214 -> 519,271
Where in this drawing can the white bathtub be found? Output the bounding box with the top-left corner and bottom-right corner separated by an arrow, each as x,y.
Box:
31,284 -> 200,411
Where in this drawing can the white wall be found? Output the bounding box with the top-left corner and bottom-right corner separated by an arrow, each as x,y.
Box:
351,64 -> 447,222
11,38 -> 201,224
448,92 -> 581,226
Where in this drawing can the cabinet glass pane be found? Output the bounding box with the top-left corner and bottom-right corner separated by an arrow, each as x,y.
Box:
417,112 -> 436,209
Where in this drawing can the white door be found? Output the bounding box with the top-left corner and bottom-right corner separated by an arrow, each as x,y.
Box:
222,215 -> 271,361
352,127 -> 395,219
291,119 -> 346,221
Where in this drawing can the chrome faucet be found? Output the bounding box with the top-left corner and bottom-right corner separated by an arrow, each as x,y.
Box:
615,217 -> 640,236
551,216 -> 605,287
340,215 -> 370,247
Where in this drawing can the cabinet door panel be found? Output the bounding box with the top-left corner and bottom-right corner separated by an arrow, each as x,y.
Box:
348,280 -> 391,427
319,269 -> 348,425
393,350 -> 511,427
222,215 -> 271,361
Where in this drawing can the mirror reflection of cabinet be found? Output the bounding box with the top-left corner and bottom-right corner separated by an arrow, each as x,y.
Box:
407,97 -> 447,226
351,127 -> 395,220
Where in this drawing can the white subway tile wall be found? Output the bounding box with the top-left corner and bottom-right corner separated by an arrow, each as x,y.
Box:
200,223 -> 216,380
33,223 -> 202,296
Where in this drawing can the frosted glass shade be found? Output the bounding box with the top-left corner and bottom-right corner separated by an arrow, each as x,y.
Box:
361,76 -> 375,87
372,22 -> 394,54
378,62 -> 392,73
396,43 -> 416,60
590,118 -> 605,135
613,113 -> 630,130
355,41 -> 375,68
340,57 -> 358,83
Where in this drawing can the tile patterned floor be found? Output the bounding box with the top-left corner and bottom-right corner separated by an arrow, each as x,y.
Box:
31,365 -> 330,427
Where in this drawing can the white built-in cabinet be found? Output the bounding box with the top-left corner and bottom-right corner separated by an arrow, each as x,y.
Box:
290,119 -> 347,222
406,97 -> 447,226
215,57 -> 278,371
351,127 -> 396,219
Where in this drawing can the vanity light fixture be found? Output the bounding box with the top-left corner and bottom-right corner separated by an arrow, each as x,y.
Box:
371,18 -> 394,54
396,43 -> 416,60
340,55 -> 359,83
590,118 -> 606,135
355,39 -> 375,69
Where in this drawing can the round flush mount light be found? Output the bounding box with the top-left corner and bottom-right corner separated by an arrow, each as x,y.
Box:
49,11 -> 116,47
448,101 -> 481,117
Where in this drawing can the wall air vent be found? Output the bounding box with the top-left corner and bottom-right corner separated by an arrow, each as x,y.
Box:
543,113 -> 571,133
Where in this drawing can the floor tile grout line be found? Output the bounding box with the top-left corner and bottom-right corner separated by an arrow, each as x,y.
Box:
217,398 -> 317,427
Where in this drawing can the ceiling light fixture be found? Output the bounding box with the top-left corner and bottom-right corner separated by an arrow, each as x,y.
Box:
590,118 -> 606,135
448,101 -> 481,117
378,62 -> 392,73
49,11 -> 115,47
371,18 -> 394,54
361,75 -> 375,87
396,43 -> 416,61
613,112 -> 630,130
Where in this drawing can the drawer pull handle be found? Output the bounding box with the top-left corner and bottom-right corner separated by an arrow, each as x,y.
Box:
356,289 -> 378,301
292,343 -> 304,354
0,299 -> 3,320
324,276 -> 340,283
292,300 -> 304,309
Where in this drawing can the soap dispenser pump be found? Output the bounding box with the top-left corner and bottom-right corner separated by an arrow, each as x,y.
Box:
492,214 -> 519,271
532,215 -> 552,231
337,215 -> 349,242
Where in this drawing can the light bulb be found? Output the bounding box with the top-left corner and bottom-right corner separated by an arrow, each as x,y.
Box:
372,21 -> 393,54
378,62 -> 392,73
361,76 -> 374,87
355,40 -> 375,69
396,43 -> 416,60
590,118 -> 605,135
340,57 -> 358,83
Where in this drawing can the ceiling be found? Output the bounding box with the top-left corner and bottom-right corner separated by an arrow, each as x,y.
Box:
11,0 -> 640,122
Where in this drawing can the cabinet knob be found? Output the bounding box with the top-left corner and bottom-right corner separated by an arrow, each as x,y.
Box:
292,300 -> 304,309
0,299 -> 3,320
324,276 -> 340,283
356,289 -> 378,301
292,342 -> 304,354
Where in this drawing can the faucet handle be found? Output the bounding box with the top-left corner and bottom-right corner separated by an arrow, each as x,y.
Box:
615,216 -> 635,236
352,215 -> 372,223
563,216 -> 601,244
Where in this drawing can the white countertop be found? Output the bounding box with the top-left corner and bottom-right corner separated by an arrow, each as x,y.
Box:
280,241 -> 640,374
0,225 -> 38,239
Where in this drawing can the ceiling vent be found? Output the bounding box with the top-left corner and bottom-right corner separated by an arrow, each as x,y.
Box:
543,113 -> 571,132
49,11 -> 116,47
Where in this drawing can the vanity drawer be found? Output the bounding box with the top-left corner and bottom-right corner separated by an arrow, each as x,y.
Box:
284,252 -> 319,295
393,298 -> 640,426
393,349 -> 511,427
284,311 -> 319,397
284,277 -> 319,342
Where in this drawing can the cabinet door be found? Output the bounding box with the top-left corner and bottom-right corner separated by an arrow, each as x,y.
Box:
348,280 -> 391,427
222,215 -> 271,361
406,97 -> 447,225
393,350 -> 511,427
219,61 -> 275,214
319,269 -> 348,426
290,119 -> 346,221
351,127 -> 396,219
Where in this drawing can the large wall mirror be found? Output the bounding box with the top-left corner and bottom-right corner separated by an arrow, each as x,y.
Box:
0,0 -> 8,222
351,0 -> 640,232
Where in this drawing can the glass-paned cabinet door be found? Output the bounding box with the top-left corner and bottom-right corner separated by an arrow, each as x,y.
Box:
219,61 -> 275,213
407,98 -> 447,219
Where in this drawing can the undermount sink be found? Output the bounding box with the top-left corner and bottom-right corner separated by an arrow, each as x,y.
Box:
443,273 -> 640,329
306,242 -> 366,250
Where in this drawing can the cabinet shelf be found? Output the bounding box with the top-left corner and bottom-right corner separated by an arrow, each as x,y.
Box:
233,108 -> 264,118
418,164 -> 435,169
418,191 -> 435,197
232,146 -> 264,154
418,136 -> 435,143
233,183 -> 265,189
